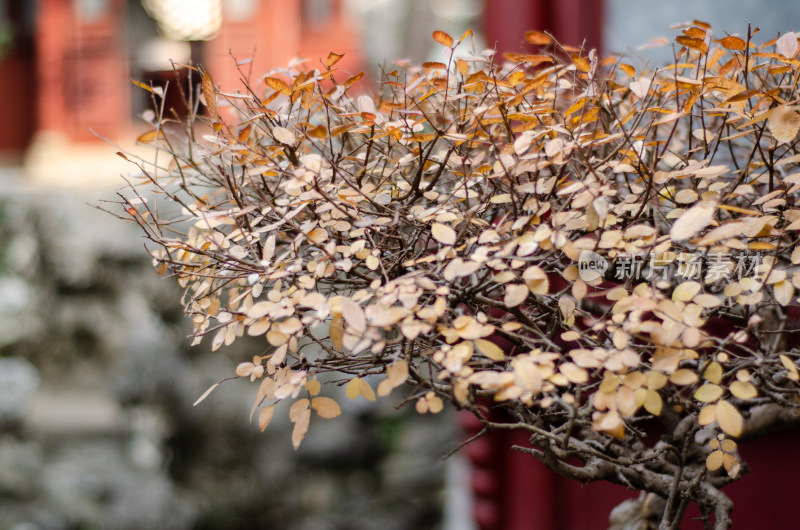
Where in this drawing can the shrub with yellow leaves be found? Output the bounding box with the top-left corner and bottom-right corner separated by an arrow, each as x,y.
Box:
119,23 -> 800,529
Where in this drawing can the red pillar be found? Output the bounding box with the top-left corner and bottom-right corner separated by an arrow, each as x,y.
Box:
483,0 -> 604,55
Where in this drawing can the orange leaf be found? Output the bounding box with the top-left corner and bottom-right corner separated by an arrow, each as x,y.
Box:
432,30 -> 454,48
618,63 -> 635,77
525,30 -> 552,45
458,29 -> 473,43
724,89 -> 761,103
721,36 -> 746,51
326,51 -> 344,68
344,72 -> 364,88
675,35 -> 708,54
682,27 -> 706,39
330,314 -> 344,352
264,76 -> 290,95
202,72 -> 217,117
570,54 -> 592,73
131,78 -> 162,96
137,129 -> 165,143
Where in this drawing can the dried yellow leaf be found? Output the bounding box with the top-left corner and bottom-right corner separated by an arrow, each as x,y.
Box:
670,201 -> 716,241
306,380 -> 321,396
607,287 -> 628,301
774,280 -> 794,306
722,453 -> 738,475
307,228 -> 328,244
267,329 -> 288,347
504,284 -> 529,307
716,399 -> 743,437
669,369 -> 699,385
474,339 -> 505,361
202,72 -> 217,117
311,397 -> 342,418
644,389 -> 663,415
698,404 -> 717,425
346,377 -> 376,402
425,391 -> 444,414
792,247 -> 800,265
258,405 -> 275,431
345,378 -> 360,400
377,359 -> 409,397
673,281 -> 701,302
768,104 -> 800,145
235,362 -> 256,377
443,258 -> 481,281
291,407 -> 311,450
431,223 -> 457,245
289,398 -> 310,421
560,362 -> 588,384
561,330 -> 581,341
707,449 -> 724,471
729,380 -> 757,400
674,189 -> 698,204
193,382 -> 220,407
694,383 -> 724,402
693,294 -> 721,308
330,313 -> 344,352
704,361 -> 723,384
780,354 -> 800,381
646,371 -> 668,390
341,299 -> 366,333
273,126 -> 295,145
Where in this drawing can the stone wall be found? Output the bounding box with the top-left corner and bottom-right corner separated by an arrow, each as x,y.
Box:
0,179 -> 455,530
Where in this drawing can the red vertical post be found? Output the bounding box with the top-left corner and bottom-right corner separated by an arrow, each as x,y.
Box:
503,430 -> 559,530
483,0 -> 548,54
549,0 -> 604,53
483,0 -> 604,55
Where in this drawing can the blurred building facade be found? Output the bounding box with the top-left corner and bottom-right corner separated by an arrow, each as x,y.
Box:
0,0 -> 606,171
0,0 -> 364,181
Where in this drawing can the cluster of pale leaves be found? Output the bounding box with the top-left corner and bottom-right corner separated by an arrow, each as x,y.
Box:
123,24 -> 800,457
